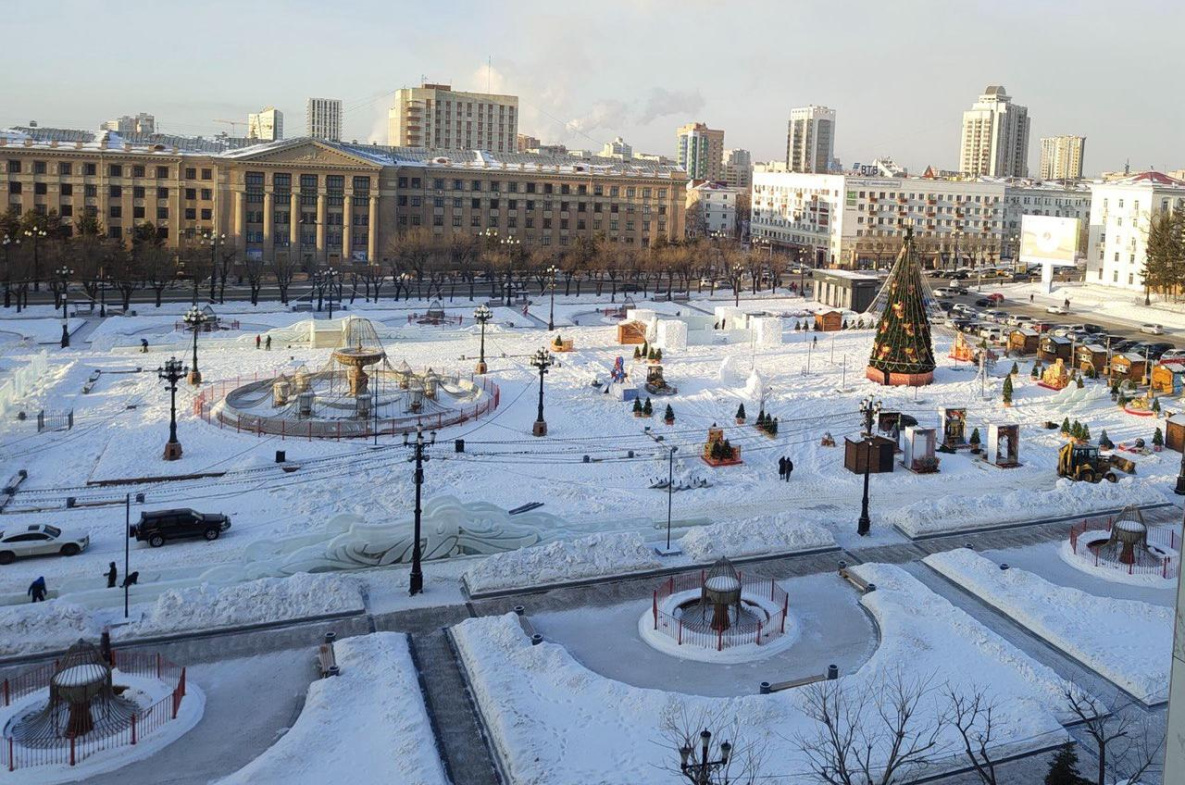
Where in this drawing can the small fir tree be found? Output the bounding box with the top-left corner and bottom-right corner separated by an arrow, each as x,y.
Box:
643,397 -> 653,416
969,427 -> 981,449
654,348 -> 662,362
632,398 -> 643,415
1061,417 -> 1071,434
1099,429 -> 1114,449
1070,421 -> 1083,440
768,417 -> 779,436
757,410 -> 767,426
1075,375 -> 1085,389
1110,380 -> 1120,396
1118,390 -> 1128,407
1153,397 -> 1162,413
1081,423 -> 1091,442
641,340 -> 649,357
663,403 -> 675,422
1031,363 -> 1041,379
554,334 -> 563,347
1010,361 -> 1019,376
1043,743 -> 1087,785
633,346 -> 642,360
648,346 -> 656,361
721,439 -> 734,459
735,403 -> 746,421
1002,375 -> 1014,405
1153,427 -> 1164,448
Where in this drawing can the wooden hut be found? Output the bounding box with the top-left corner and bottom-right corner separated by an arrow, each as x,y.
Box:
1167,414 -> 1185,453
1152,362 -> 1185,395
1076,344 -> 1108,376
1008,328 -> 1039,355
843,435 -> 896,474
1109,352 -> 1148,385
616,321 -> 647,345
1038,335 -> 1072,363
814,309 -> 844,332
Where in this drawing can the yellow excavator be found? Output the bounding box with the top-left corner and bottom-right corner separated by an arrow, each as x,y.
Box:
1057,442 -> 1118,483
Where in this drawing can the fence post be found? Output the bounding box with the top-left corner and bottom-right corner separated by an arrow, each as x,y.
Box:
781,595 -> 788,632
70,736 -> 75,766
717,628 -> 723,652
770,578 -> 775,601
1164,558 -> 1169,580
2,678 -> 7,707
156,653 -> 161,679
757,621 -> 763,645
7,737 -> 12,772
131,714 -> 137,745
677,619 -> 683,646
653,591 -> 658,630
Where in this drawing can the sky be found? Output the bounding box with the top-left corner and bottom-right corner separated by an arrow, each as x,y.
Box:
3,0 -> 1182,177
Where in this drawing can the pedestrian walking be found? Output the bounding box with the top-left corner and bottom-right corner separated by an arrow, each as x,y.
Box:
1064,297 -> 1070,310
105,561 -> 117,589
28,576 -> 47,602
785,458 -> 794,482
778,457 -> 787,479
140,338 -> 149,353
120,571 -> 139,589
1029,293 -> 1034,304
255,334 -> 261,349
812,336 -> 817,347
265,335 -> 272,351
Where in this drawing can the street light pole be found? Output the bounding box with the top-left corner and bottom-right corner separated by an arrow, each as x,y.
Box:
326,269 -> 338,320
56,265 -> 73,348
158,356 -> 188,461
183,305 -> 207,384
678,729 -> 733,785
530,348 -> 553,437
857,396 -> 882,536
547,265 -> 557,331
404,424 -> 435,596
473,304 -> 492,374
665,445 -> 678,551
25,228 -> 46,292
1,235 -> 16,308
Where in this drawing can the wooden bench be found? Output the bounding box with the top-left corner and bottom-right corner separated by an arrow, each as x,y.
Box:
314,633 -> 339,677
837,562 -> 875,594
762,665 -> 839,693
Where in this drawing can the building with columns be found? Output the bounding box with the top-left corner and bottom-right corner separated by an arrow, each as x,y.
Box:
1,127 -> 686,266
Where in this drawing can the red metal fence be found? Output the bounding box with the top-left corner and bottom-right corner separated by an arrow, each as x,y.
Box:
652,573 -> 790,652
1068,517 -> 1179,579
1,652 -> 187,772
193,372 -> 500,440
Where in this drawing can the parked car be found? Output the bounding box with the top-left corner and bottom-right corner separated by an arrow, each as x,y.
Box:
1007,315 -> 1034,326
959,322 -> 981,334
936,300 -> 954,312
978,326 -> 1004,342
1111,340 -> 1140,353
974,298 -> 991,307
950,318 -> 971,331
983,309 -> 1007,322
1140,323 -> 1165,335
1029,321 -> 1054,333
1160,348 -> 1185,362
1080,324 -> 1104,335
985,293 -> 1005,303
0,524 -> 89,564
1046,304 -> 1069,315
129,508 -> 232,548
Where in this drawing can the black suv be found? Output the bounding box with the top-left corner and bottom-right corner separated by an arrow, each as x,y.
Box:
130,509 -> 231,547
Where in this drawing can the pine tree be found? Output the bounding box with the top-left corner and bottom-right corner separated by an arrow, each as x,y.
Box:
633,346 -> 642,360
1031,362 -> 1041,379
1099,429 -> 1113,449
1075,375 -> 1084,389
664,403 -> 675,422
1154,427 -> 1164,448
1010,361 -> 1019,376
1002,375 -> 1014,405
970,427 -> 981,448
769,417 -> 779,436
736,403 -> 746,420
1118,390 -> 1128,407
1061,417 -> 1071,434
868,228 -> 936,385
1081,424 -> 1091,442
641,340 -> 649,357
632,398 -> 642,414
1043,743 -> 1087,785
655,348 -> 663,362
643,397 -> 653,416
1153,397 -> 1161,413
1071,421 -> 1083,440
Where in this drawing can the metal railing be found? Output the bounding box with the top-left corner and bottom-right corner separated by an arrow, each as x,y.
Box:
652,573 -> 790,652
1067,517 -> 1179,579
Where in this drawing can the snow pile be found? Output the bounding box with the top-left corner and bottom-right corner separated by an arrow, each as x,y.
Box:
0,600 -> 96,656
464,532 -> 661,594
452,563 -> 1074,785
889,478 -> 1164,537
218,632 -> 447,785
680,514 -> 834,562
924,549 -> 1172,703
133,572 -> 365,638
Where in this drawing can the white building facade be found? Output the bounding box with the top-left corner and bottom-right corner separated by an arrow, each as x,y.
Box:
785,105 -> 835,174
1001,181 -> 1092,259
960,86 -> 1030,178
388,83 -> 518,152
724,148 -> 752,190
248,107 -> 284,142
686,181 -> 740,238
306,98 -> 342,142
1085,172 -> 1185,291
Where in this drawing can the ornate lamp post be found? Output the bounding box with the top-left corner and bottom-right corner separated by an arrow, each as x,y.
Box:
1,234 -> 17,308
158,356 -> 188,461
546,264 -> 558,331
24,227 -> 46,292
403,424 -> 436,596
678,729 -> 733,785
857,395 -> 882,537
530,347 -> 553,437
731,262 -> 744,308
183,305 -> 208,384
473,304 -> 493,374
324,268 -> 339,320
200,231 -> 226,305
55,265 -> 73,348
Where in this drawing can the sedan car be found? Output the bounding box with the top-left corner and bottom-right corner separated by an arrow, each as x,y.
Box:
0,524 -> 90,564
1080,324 -> 1105,335
1160,348 -> 1185,362
974,298 -> 991,307
1046,304 -> 1069,315
1141,323 -> 1165,335
985,293 -> 1005,303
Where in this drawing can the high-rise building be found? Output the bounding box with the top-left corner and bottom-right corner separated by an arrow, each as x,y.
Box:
676,122 -> 725,182
306,98 -> 342,142
101,113 -> 155,135
1039,135 -> 1086,181
388,83 -> 518,152
601,136 -> 632,160
248,107 -> 284,142
959,86 -> 1030,178
723,148 -> 752,189
785,106 -> 835,174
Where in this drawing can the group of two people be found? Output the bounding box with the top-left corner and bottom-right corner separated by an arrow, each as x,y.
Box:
27,562 -> 138,603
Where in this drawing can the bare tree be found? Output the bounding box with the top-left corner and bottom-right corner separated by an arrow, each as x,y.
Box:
795,670 -> 946,785
243,255 -> 266,305
1063,685 -> 1164,785
944,684 -> 1004,785
660,706 -> 764,785
270,250 -> 298,305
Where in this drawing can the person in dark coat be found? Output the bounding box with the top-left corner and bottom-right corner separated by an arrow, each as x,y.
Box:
265,335 -> 272,351
28,576 -> 47,602
255,334 -> 261,349
120,571 -> 139,589
140,338 -> 149,353
784,458 -> 794,482
778,457 -> 787,479
105,561 -> 118,588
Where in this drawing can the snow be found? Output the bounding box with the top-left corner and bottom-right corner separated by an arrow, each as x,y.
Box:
679,514 -> 834,562
0,572 -> 364,657
452,562 -> 1077,785
463,531 -> 660,595
217,632 -> 448,785
924,549 -> 1173,703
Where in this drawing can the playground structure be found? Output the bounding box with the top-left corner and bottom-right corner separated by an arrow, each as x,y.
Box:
1067,506 -> 1180,579
200,316 -> 499,438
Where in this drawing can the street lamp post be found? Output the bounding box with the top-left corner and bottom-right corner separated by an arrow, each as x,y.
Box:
56,265 -> 73,348
678,729 -> 733,785
731,263 -> 744,308
24,228 -> 46,292
473,304 -> 493,374
530,348 -> 553,437
499,234 -> 520,306
665,445 -> 678,551
857,396 -> 882,536
325,269 -> 339,319
201,231 -> 226,306
183,305 -> 207,384
547,265 -> 558,331
403,424 -> 436,596
98,271 -> 108,318
158,356 -> 188,461
1,235 -> 17,308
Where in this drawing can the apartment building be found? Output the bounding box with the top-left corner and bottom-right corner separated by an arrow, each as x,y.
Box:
685,181 -> 740,238
248,108 -> 284,142
959,86 -> 1030,178
1085,171 -> 1185,291
101,113 -> 155,135
306,98 -> 342,142
389,83 -> 518,153
1039,135 -> 1086,181
1000,180 -> 1092,258
1,127 -> 685,265
723,148 -> 752,190
785,106 -> 835,174
675,123 -> 724,182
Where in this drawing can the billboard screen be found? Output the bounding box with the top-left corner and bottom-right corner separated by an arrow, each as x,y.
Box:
1019,215 -> 1079,267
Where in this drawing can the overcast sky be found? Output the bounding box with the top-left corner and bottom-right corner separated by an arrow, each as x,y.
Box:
5,0 -> 1181,176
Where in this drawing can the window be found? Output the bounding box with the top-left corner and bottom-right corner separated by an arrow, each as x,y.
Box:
201,168 -> 212,180
490,199 -> 499,210
109,185 -> 121,198
156,166 -> 169,179
109,205 -> 122,218
34,182 -> 46,195
452,197 -> 462,208
526,183 -> 536,194
544,183 -> 554,195
107,227 -> 121,240
185,188 -> 197,201
201,188 -> 211,201
5,160 -> 19,174
133,206 -> 144,219
410,178 -> 421,189
85,184 -> 97,197
61,184 -> 73,196
470,215 -> 481,227
60,205 -> 73,217
185,208 -> 197,220
7,182 -> 20,194
59,162 -> 72,176
471,180 -> 482,191
84,163 -> 97,176
157,207 -> 168,220
33,161 -> 46,174
453,179 -> 463,191
133,165 -> 145,178
471,198 -> 481,209
433,178 -> 444,190
157,187 -> 168,199
185,168 -> 197,179
109,164 -> 123,178
410,196 -> 422,207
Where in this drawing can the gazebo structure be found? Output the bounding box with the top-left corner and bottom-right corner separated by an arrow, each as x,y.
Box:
1103,505 -> 1150,566
702,558 -> 743,632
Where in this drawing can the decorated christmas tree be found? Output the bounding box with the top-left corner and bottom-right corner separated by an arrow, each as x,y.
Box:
867,227 -> 935,386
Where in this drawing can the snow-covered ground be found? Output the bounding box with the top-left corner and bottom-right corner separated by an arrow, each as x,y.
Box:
217,632 -> 448,785
924,549 -> 1173,703
452,562 -> 1079,785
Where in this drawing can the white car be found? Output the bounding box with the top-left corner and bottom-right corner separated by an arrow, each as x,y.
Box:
0,524 -> 90,564
1008,315 -> 1034,326
1140,323 -> 1164,335
1161,349 -> 1185,362
1046,304 -> 1069,315
978,326 -> 1003,342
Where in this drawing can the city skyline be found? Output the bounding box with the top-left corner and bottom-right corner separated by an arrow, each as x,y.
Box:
3,0 -> 1181,176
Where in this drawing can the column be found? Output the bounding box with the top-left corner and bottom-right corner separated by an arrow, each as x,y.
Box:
368,195 -> 378,263
233,190 -> 246,252
342,194 -> 353,261
262,190 -> 274,253
289,191 -> 299,247
316,192 -> 327,264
